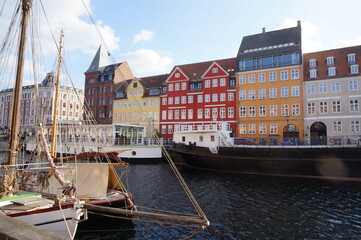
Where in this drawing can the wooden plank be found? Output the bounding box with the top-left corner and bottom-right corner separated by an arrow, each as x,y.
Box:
0,214 -> 69,240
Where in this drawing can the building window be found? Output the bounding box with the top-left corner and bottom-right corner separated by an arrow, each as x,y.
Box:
350,100 -> 359,112
162,110 -> 167,120
168,110 -> 173,120
220,78 -> 226,86
281,87 -> 289,98
351,65 -> 359,74
212,68 -> 218,73
291,69 -> 299,79
333,121 -> 342,132
248,74 -> 255,84
220,93 -> 226,101
259,105 -> 266,117
239,107 -> 246,117
328,67 -> 336,76
168,97 -> 173,105
212,108 -> 218,119
174,110 -> 180,119
197,95 -> 203,103
307,102 -> 316,115
181,82 -> 187,90
310,69 -> 317,78
270,123 -> 278,134
168,84 -> 173,91
307,85 -> 315,94
292,104 -> 300,116
269,72 -> 277,81
175,97 -> 180,104
248,124 -> 256,134
320,101 -> 328,114
248,90 -> 256,100
291,86 -> 300,97
348,80 -> 359,91
239,124 -> 247,134
220,107 -> 226,118
188,109 -> 193,119
228,93 -> 234,101
205,94 -> 210,102
326,56 -> 335,66
181,109 -> 186,119
331,82 -> 340,92
239,91 -> 246,100
280,71 -> 288,80
269,88 -> 277,98
205,80 -> 211,88
319,83 -> 328,93
239,75 -> 246,84
175,73 -> 180,78
228,107 -> 234,118
249,106 -> 256,117
259,124 -> 267,134
211,94 -> 218,102
212,79 -> 218,87
197,109 -> 203,119
348,53 -> 356,64
175,83 -> 180,91
332,100 -> 341,113
281,104 -> 289,116
161,126 -> 166,134
258,89 -> 266,99
168,125 -> 173,134
258,73 -> 265,83
188,96 -> 193,103
351,120 -> 360,132
205,108 -> 210,119
309,59 -> 317,68
270,105 -> 277,116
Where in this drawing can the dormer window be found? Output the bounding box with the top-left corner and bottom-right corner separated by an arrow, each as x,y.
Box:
133,82 -> 137,88
326,56 -> 335,66
348,53 -> 356,64
309,59 -> 317,68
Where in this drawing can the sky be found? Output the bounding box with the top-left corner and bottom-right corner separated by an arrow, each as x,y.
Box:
1,0 -> 361,88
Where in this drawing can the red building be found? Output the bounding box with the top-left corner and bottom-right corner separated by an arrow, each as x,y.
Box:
160,58 -> 237,142
84,45 -> 134,124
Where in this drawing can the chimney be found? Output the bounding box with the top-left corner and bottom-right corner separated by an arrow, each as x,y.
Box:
297,20 -> 301,27
262,27 -> 266,33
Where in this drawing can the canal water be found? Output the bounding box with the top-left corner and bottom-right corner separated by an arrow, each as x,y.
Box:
75,163 -> 361,240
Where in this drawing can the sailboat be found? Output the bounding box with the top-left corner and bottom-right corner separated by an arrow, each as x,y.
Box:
0,0 -> 86,238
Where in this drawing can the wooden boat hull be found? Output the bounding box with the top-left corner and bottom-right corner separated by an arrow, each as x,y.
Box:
170,144 -> 361,181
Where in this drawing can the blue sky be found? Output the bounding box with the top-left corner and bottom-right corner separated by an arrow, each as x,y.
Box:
1,0 -> 361,88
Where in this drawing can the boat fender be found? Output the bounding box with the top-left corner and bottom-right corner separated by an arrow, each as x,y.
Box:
132,151 -> 136,156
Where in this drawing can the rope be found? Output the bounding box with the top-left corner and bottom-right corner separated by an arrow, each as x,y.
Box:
58,199 -> 75,240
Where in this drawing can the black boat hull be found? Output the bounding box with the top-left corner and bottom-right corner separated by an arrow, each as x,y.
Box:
170,144 -> 361,181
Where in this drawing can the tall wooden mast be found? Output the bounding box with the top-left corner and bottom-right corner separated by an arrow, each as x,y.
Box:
8,0 -> 32,165
50,29 -> 64,157
5,0 -> 32,197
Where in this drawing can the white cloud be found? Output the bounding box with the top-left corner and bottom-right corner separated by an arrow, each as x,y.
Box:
278,18 -> 325,53
133,30 -> 155,43
121,49 -> 173,76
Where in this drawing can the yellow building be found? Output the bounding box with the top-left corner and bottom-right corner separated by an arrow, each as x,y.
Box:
113,75 -> 167,137
236,22 -> 304,144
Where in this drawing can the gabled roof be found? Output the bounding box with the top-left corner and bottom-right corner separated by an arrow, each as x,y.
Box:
114,79 -> 132,93
85,45 -> 110,73
139,74 -> 168,88
237,22 -> 302,59
167,58 -> 236,82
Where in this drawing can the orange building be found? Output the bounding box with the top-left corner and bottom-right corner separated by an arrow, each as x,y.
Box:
236,22 -> 304,145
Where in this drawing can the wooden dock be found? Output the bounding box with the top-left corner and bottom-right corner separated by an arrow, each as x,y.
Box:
0,214 -> 69,240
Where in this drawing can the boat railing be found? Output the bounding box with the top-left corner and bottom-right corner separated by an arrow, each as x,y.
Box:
226,135 -> 361,148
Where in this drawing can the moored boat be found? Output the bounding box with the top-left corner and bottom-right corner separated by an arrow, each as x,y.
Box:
170,122 -> 361,181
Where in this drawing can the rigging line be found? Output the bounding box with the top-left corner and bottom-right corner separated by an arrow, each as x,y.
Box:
39,0 -> 59,52
81,0 -> 115,63
0,0 -> 7,18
